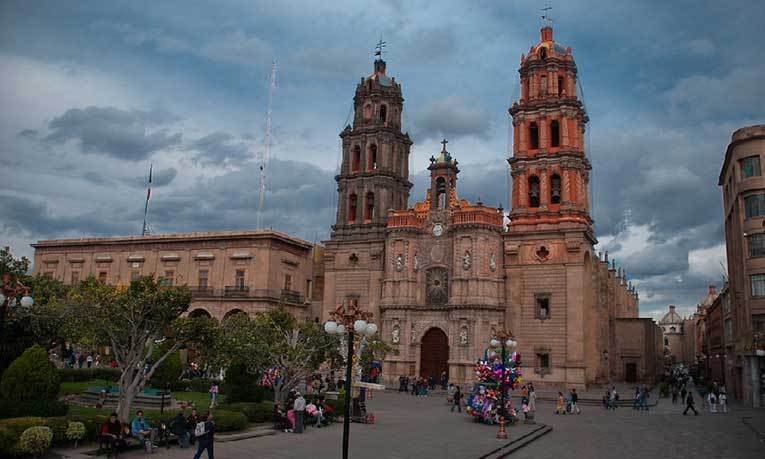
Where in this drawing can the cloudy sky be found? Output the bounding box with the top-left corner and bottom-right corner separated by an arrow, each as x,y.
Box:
1,1 -> 764,320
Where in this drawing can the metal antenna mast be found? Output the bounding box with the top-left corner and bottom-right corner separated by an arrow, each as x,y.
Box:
141,163 -> 153,236
257,61 -> 277,229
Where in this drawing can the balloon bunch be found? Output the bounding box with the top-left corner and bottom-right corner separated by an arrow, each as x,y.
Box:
465,350 -> 523,425
260,367 -> 281,388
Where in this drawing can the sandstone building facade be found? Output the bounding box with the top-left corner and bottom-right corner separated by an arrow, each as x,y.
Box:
321,26 -> 643,388
718,124 -> 765,407
31,231 -> 320,320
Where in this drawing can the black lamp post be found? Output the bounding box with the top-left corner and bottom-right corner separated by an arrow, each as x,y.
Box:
324,302 -> 377,459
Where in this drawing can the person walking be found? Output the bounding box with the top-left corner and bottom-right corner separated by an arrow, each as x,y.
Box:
451,386 -> 463,413
683,391 -> 699,416
293,393 -> 306,433
529,385 -> 537,414
680,386 -> 687,403
192,412 -> 215,459
719,391 -> 728,414
570,389 -> 581,414
707,391 -> 717,413
555,392 -> 566,415
610,386 -> 619,410
209,382 -> 219,409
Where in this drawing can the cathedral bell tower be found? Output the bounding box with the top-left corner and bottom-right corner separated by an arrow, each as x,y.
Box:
507,25 -> 593,238
332,57 -> 413,239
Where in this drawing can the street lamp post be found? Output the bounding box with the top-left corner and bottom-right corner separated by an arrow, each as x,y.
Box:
489,328 -> 517,440
324,302 -> 377,459
0,273 -> 34,330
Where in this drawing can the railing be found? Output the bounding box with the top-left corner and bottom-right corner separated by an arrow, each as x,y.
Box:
188,286 -> 215,297
386,211 -> 424,229
452,208 -> 503,226
224,285 -> 250,297
281,289 -> 305,304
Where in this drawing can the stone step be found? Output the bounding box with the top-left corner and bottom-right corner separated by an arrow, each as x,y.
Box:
216,426 -> 277,443
477,424 -> 553,459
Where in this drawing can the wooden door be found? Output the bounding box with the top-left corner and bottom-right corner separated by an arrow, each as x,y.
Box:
420,328 -> 449,379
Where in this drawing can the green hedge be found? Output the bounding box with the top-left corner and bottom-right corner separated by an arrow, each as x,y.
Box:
209,409 -> 247,432
58,368 -> 121,382
1,346 -> 60,402
221,401 -> 274,423
0,399 -> 69,419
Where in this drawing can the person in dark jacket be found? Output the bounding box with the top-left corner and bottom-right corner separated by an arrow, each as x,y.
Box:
100,412 -> 126,458
683,392 -> 699,416
170,411 -> 190,448
192,412 -> 215,459
187,408 -> 201,445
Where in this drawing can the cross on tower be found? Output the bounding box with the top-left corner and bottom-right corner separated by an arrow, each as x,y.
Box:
540,4 -> 554,27
441,138 -> 448,152
374,36 -> 387,60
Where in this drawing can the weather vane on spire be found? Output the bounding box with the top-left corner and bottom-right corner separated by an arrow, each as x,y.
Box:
540,4 -> 554,27
374,36 -> 387,60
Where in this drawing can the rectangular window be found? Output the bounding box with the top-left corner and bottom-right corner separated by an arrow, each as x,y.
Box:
536,353 -> 550,374
284,274 -> 292,291
199,270 -> 209,288
753,314 -> 765,332
71,272 -> 80,284
130,270 -> 140,281
741,155 -> 761,178
751,274 -> 765,297
98,271 -> 107,282
744,194 -> 765,219
306,279 -> 313,301
749,233 -> 765,257
535,294 -> 550,320
162,271 -> 174,286
235,270 -> 245,289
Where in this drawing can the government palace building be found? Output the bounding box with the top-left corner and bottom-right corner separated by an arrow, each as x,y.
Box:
32,26 -> 662,389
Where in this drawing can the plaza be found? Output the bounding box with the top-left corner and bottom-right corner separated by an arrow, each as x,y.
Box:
54,389 -> 764,459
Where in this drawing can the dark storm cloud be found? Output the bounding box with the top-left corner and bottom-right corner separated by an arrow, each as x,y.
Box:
0,194 -> 128,238
43,106 -> 182,161
412,96 -> 492,141
18,129 -> 38,139
190,132 -> 252,166
121,167 -> 177,188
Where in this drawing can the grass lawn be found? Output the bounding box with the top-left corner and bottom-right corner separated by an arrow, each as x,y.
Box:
174,391 -> 223,408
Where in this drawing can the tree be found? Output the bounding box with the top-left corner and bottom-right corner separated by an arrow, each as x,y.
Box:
0,246 -> 30,278
59,276 -> 218,421
254,309 -> 341,406
0,345 -> 60,401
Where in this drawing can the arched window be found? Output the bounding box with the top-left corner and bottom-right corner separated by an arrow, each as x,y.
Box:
528,176 -> 540,208
539,47 -> 547,60
368,144 -> 378,171
550,120 -> 560,147
348,194 -> 358,223
558,76 -> 565,96
380,104 -> 387,123
436,177 -> 447,209
664,337 -> 669,346
669,326 -> 676,333
551,174 -> 561,204
363,104 -> 372,119
529,122 -> 539,149
540,75 -> 547,96
365,192 -> 375,221
351,145 -> 361,173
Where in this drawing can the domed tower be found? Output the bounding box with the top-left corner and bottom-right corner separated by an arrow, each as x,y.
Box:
323,54 -> 413,332
504,25 -> 597,389
507,25 -> 592,236
332,57 -> 413,239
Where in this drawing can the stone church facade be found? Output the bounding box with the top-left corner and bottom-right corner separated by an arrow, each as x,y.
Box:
322,26 -> 643,388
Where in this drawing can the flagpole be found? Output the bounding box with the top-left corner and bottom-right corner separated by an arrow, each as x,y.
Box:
142,164 -> 152,236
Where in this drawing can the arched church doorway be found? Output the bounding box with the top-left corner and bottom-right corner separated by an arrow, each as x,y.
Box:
420,328 -> 449,379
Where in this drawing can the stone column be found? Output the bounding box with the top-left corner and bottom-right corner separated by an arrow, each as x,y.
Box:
561,114 -> 570,147
540,168 -> 549,207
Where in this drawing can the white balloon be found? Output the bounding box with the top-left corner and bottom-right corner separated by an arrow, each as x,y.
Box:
324,321 -> 338,334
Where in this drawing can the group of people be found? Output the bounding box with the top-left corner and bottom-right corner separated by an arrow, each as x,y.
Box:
602,386 -> 620,410
555,388 -> 581,414
273,390 -> 336,434
99,408 -> 215,458
632,385 -> 650,410
397,371 -> 449,397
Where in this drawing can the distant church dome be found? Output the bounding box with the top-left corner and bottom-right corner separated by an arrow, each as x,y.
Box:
659,304 -> 683,325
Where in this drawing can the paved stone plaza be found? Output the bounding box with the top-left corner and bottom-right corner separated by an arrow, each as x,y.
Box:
60,390 -> 764,459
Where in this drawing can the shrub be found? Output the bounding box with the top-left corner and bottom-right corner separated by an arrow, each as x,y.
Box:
210,410 -> 247,432
65,421 -> 86,446
0,399 -> 69,419
1,345 -> 60,402
222,401 -> 274,423
18,426 -> 52,458
58,367 -> 121,382
224,361 -> 260,403
0,426 -> 16,456
150,350 -> 182,390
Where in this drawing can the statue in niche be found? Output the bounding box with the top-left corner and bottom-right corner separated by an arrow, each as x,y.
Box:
392,324 -> 400,344
410,323 -> 417,343
459,327 -> 468,346
489,253 -> 497,272
395,254 -> 404,272
413,253 -> 419,272
462,250 -> 472,270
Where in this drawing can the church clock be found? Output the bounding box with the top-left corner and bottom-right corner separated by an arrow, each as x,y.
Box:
432,223 -> 444,237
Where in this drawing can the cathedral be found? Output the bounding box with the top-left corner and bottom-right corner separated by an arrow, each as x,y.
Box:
321,25 -> 644,388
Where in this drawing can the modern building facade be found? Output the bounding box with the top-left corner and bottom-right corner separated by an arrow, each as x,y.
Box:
719,124 -> 765,407
31,230 -> 321,320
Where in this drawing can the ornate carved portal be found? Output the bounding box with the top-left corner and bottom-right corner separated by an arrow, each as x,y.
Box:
426,267 -> 449,305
